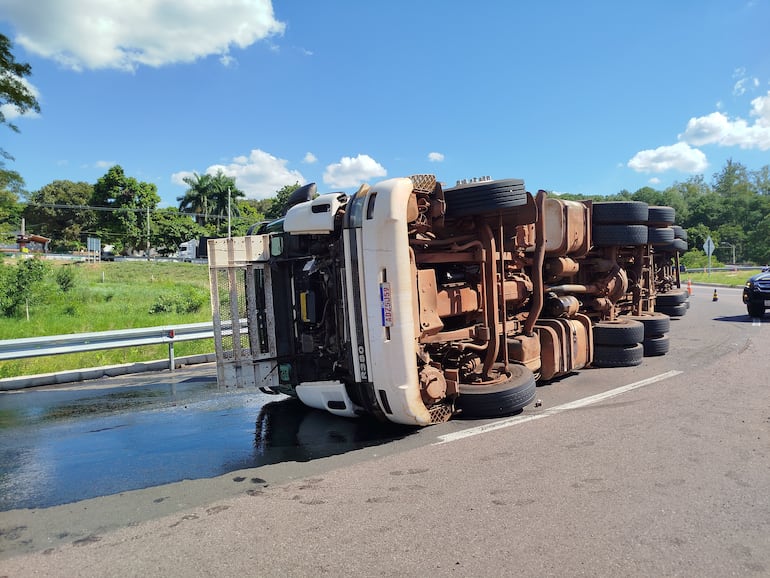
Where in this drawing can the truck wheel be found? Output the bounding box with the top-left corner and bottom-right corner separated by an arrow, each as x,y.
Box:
592,201 -> 648,224
648,226 -> 675,245
593,318 -> 645,346
592,343 -> 644,367
656,290 -> 688,306
642,334 -> 670,356
592,224 -> 648,247
456,364 -> 536,418
647,206 -> 676,226
747,303 -> 766,318
444,179 -> 527,218
656,303 -> 688,317
627,312 -> 671,337
672,225 -> 688,240
658,238 -> 688,253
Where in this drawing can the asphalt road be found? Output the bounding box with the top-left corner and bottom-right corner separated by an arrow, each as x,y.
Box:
1,285 -> 768,576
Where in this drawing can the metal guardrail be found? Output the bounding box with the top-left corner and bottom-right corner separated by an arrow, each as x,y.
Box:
0,322 -> 215,370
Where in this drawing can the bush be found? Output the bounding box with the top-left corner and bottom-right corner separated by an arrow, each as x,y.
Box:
0,258 -> 51,317
149,286 -> 208,315
680,249 -> 724,270
55,265 -> 77,292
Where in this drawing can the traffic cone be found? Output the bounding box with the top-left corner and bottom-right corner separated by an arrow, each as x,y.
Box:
687,279 -> 693,295
712,289 -> 718,302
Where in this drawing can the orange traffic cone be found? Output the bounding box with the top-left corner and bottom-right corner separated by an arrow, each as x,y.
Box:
712,289 -> 718,302
687,279 -> 693,295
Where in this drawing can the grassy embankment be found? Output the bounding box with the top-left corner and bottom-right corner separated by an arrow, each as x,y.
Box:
683,269 -> 761,288
0,260 -> 213,378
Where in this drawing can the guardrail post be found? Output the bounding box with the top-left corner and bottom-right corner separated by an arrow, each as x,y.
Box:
168,329 -> 175,371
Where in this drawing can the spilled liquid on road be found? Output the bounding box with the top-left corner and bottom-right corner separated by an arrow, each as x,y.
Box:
0,376 -> 413,511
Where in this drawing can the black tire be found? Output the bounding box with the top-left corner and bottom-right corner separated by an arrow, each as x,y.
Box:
747,303 -> 766,318
647,206 -> 676,225
657,238 -> 688,253
456,364 -> 536,418
656,303 -> 688,317
648,226 -> 675,245
627,312 -> 671,338
444,179 -> 527,218
592,224 -> 648,247
592,318 -> 645,346
593,343 -> 644,368
643,334 -> 670,356
656,290 -> 689,306
592,201 -> 648,224
672,225 -> 688,240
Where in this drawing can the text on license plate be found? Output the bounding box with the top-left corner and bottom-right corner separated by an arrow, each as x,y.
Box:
380,282 -> 393,327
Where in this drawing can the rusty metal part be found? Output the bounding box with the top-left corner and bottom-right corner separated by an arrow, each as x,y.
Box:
419,365 -> 447,404
507,334 -> 541,373
523,190 -> 547,336
480,222 -> 500,376
543,293 -> 581,318
534,313 -> 592,381
416,269 -> 444,337
544,257 -> 580,280
436,284 -> 480,317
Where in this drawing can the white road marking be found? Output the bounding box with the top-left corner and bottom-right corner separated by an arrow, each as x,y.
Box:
434,370 -> 684,445
752,318 -> 762,327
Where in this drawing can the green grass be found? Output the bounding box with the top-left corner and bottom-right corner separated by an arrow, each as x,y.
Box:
0,260 -> 215,378
683,269 -> 761,288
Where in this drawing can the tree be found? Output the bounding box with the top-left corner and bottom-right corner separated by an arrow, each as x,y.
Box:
0,168 -> 24,237
150,208 -> 206,256
264,182 -> 301,220
0,33 -> 40,162
92,165 -> 160,253
177,172 -> 213,226
0,257 -> 49,317
177,170 -> 245,234
0,34 -> 39,221
23,180 -> 95,251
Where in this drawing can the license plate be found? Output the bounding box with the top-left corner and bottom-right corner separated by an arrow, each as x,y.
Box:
765,300 -> 770,306
380,282 -> 393,327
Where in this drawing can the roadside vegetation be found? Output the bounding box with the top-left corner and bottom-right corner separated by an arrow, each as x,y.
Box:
0,260 -> 213,378
683,268 -> 762,288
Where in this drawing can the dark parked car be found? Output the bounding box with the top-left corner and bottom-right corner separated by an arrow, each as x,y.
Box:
743,270 -> 770,317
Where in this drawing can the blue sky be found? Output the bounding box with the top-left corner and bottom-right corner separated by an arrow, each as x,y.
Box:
1,1 -> 769,207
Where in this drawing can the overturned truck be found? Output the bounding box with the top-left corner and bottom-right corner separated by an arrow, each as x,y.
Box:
208,175 -> 687,426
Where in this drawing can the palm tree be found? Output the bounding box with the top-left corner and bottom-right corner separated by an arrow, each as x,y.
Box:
177,170 -> 245,233
177,172 -> 212,226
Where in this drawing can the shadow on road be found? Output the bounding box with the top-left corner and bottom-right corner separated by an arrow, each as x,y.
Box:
252,398 -> 416,466
713,314 -> 766,323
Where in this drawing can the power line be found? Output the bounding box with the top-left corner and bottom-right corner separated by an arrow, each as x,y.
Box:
24,202 -> 247,222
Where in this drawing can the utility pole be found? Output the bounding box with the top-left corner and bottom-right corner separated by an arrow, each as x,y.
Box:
227,187 -> 232,238
146,206 -> 150,260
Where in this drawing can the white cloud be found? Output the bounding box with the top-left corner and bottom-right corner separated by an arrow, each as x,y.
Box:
0,0 -> 285,71
323,154 -> 387,188
428,152 -> 445,162
303,152 -> 318,164
732,67 -> 760,96
679,91 -> 770,151
648,177 -> 661,185
627,142 -> 708,174
172,149 -> 305,200
95,160 -> 117,169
